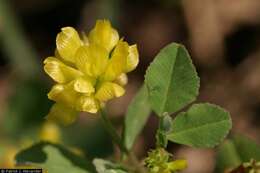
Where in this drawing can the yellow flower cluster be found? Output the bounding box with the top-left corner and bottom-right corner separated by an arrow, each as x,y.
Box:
145,148 -> 187,173
43,20 -> 139,125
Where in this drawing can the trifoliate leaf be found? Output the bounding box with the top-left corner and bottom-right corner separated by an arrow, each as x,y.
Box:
167,103 -> 232,148
145,43 -> 199,116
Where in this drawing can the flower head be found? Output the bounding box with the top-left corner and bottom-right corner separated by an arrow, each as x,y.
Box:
145,148 -> 187,173
44,20 -> 139,125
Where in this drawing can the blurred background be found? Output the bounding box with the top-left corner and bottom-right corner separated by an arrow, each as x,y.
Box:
0,0 -> 260,172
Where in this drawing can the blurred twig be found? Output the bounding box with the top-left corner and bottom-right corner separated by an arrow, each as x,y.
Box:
0,0 -> 40,78
96,0 -> 121,27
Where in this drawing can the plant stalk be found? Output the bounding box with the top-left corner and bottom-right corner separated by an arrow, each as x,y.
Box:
129,152 -> 147,173
99,109 -> 128,153
99,109 -> 147,173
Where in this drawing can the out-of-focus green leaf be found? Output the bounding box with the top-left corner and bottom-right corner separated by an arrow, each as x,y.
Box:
167,103 -> 232,148
93,159 -> 128,173
145,43 -> 199,116
63,120 -> 114,159
4,79 -> 51,136
215,135 -> 260,173
97,0 -> 120,26
215,140 -> 242,173
15,142 -> 95,173
123,86 -> 151,150
233,135 -> 260,161
0,0 -> 39,78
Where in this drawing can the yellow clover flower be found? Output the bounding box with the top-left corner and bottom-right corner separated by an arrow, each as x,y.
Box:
44,19 -> 139,125
145,148 -> 187,173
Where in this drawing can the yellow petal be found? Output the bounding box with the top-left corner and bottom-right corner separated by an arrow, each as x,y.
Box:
44,57 -> 82,83
56,27 -> 82,63
39,122 -> 61,143
73,77 -> 95,94
168,160 -> 187,171
115,73 -> 128,86
102,41 -> 128,81
76,95 -> 99,113
82,32 -> 89,45
47,84 -> 64,100
88,19 -> 119,52
95,82 -> 125,102
46,103 -> 78,125
55,49 -> 62,59
75,44 -> 108,77
126,44 -> 139,72
47,81 -> 81,107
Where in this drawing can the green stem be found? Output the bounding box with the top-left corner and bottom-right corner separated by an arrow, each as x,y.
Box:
156,116 -> 168,148
99,109 -> 128,153
100,109 -> 147,173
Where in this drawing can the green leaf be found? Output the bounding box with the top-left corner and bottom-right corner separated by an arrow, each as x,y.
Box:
215,140 -> 242,173
93,159 -> 128,173
145,43 -> 199,116
63,121 -> 114,159
215,135 -> 260,172
233,135 -> 260,161
4,79 -> 51,136
167,103 -> 232,148
123,86 -> 151,150
15,142 -> 95,173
